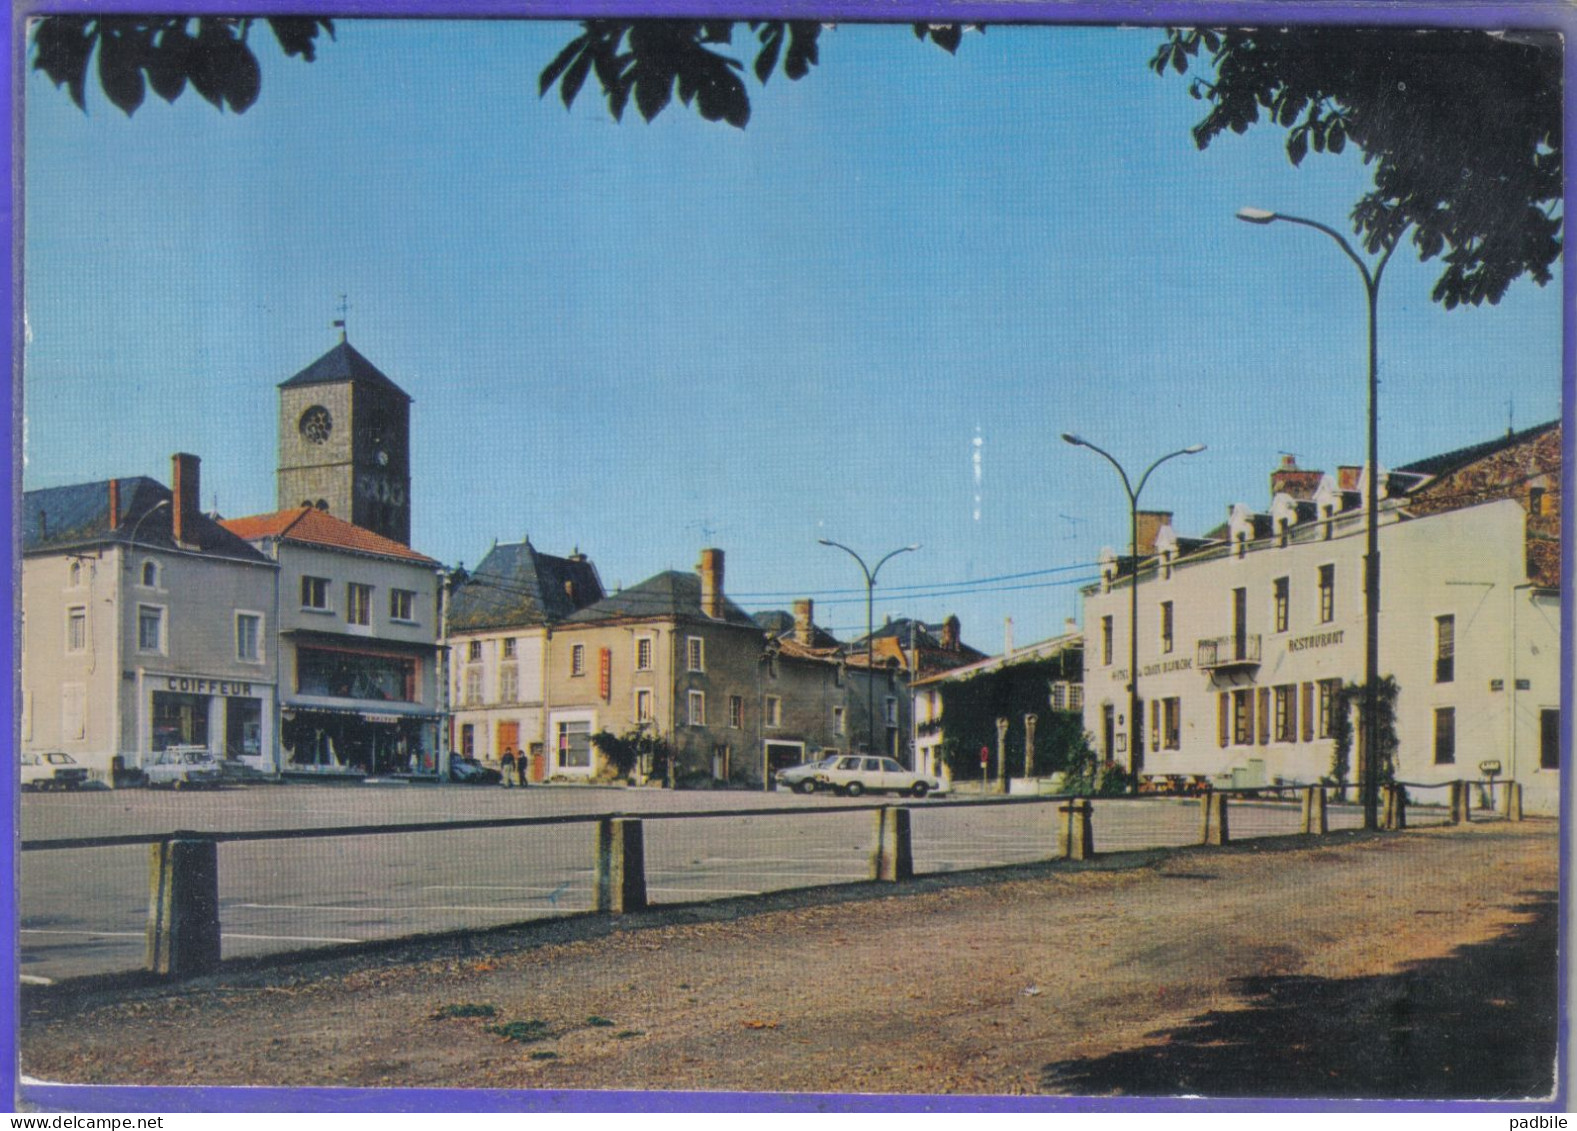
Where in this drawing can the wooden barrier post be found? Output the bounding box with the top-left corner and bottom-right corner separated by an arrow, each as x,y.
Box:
146,836 -> 221,976
1449,781 -> 1471,825
1200,792 -> 1230,846
1058,799 -> 1094,861
871,806 -> 914,882
1503,781 -> 1524,822
1300,786 -> 1328,835
1381,784 -> 1408,830
595,817 -> 647,914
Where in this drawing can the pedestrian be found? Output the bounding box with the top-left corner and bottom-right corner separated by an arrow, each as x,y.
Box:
500,747 -> 516,788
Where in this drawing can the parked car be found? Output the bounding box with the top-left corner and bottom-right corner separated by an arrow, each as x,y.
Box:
143,745 -> 224,790
449,755 -> 502,785
815,754 -> 943,798
20,752 -> 90,791
774,755 -> 842,794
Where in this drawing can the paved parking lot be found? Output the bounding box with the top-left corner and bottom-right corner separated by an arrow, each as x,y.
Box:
20,781 -> 1384,982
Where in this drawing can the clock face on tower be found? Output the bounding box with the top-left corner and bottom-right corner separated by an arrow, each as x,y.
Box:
299,405 -> 333,444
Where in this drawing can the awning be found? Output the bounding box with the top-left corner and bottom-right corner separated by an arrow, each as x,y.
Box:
282,703 -> 441,722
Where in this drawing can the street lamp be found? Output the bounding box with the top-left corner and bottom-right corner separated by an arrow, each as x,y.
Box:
819,540 -> 919,761
124,498 -> 170,549
1062,435 -> 1205,792
1237,206 -> 1409,831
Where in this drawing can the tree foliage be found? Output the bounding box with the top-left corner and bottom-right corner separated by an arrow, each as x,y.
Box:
591,728 -> 672,780
1328,675 -> 1399,792
932,653 -> 1085,783
31,16 -> 334,116
1153,27 -> 1562,309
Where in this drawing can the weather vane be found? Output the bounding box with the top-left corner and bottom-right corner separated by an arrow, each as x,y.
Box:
333,294 -> 351,341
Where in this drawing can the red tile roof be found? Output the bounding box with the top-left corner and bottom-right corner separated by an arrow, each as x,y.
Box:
221,507 -> 439,565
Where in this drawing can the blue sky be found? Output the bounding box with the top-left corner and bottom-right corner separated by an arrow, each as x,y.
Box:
22,20 -> 1562,646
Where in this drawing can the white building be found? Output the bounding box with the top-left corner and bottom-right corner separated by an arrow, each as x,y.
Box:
222,506 -> 444,776
21,454 -> 280,782
1080,422 -> 1561,814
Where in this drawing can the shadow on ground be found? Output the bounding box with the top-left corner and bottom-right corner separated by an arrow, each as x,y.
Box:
1041,892 -> 1558,1100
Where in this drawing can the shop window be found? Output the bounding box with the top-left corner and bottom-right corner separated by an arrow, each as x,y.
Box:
236,613 -> 262,662
556,720 -> 591,768
66,607 -> 86,653
137,605 -> 164,653
347,583 -> 372,626
1434,707 -> 1456,765
226,698 -> 263,758
389,588 -> 416,622
1435,615 -> 1455,683
301,575 -> 330,611
152,689 -> 208,752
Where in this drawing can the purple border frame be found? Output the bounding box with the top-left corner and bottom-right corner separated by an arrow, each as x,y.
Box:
5,0 -> 1571,1114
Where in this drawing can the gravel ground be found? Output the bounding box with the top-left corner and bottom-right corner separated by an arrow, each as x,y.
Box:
19,821 -> 1559,1101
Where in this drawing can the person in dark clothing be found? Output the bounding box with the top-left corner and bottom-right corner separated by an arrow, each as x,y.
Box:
500,748 -> 517,788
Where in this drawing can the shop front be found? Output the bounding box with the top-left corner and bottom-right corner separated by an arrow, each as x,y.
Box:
283,641 -> 438,776
140,672 -> 276,770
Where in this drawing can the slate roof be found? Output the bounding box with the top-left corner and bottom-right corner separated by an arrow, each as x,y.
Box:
565,570 -> 759,628
23,477 -> 269,563
447,541 -> 605,632
279,340 -> 412,402
1395,419 -> 1560,481
221,507 -> 439,566
755,609 -> 842,650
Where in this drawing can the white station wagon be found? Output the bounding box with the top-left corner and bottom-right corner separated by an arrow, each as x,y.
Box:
815,754 -> 943,798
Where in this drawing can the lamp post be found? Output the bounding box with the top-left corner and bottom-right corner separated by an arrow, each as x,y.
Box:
819,540 -> 919,760
1237,207 -> 1408,831
1062,436 -> 1204,792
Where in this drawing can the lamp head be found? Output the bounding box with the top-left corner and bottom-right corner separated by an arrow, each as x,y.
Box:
1236,207 -> 1277,225
1060,433 -> 1086,447
1183,444 -> 1207,454
817,538 -> 834,547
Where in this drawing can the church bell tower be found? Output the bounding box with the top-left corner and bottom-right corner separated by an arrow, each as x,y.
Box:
277,330 -> 413,545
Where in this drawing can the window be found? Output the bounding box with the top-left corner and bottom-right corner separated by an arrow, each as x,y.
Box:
346,583 -> 372,626
1540,709 -> 1560,770
1318,564 -> 1335,623
1232,588 -> 1248,658
463,667 -> 482,706
686,636 -> 705,673
1435,615 -> 1455,683
1434,707 -> 1456,765
571,644 -> 586,676
1160,601 -> 1174,654
1529,486 -> 1547,516
688,690 -> 706,727
833,706 -> 846,735
1101,616 -> 1113,666
636,688 -> 654,724
467,640 -> 482,662
502,637 -> 516,659
389,588 -> 416,622
301,575 -> 330,610
499,665 -> 518,703
141,560 -> 159,588
765,696 -> 782,727
1232,689 -> 1254,746
460,724 -> 475,757
236,613 -> 262,662
1274,685 -> 1297,743
66,607 -> 86,653
1273,577 -> 1289,634
137,605 -> 164,653
884,696 -> 898,725
1318,679 -> 1341,738
728,694 -> 743,729
1162,698 -> 1181,750
636,637 -> 653,671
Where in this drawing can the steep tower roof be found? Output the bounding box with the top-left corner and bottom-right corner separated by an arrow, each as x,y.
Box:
279,340 -> 412,402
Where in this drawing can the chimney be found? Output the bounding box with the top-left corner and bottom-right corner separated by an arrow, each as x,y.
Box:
793,599 -> 816,645
1004,617 -> 1014,655
941,615 -> 960,652
1135,510 -> 1172,556
171,453 -> 200,547
1271,455 -> 1325,502
1337,465 -> 1363,492
108,479 -> 120,531
697,548 -> 724,618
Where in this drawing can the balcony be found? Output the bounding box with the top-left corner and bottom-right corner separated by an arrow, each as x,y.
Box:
1197,634 -> 1262,671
